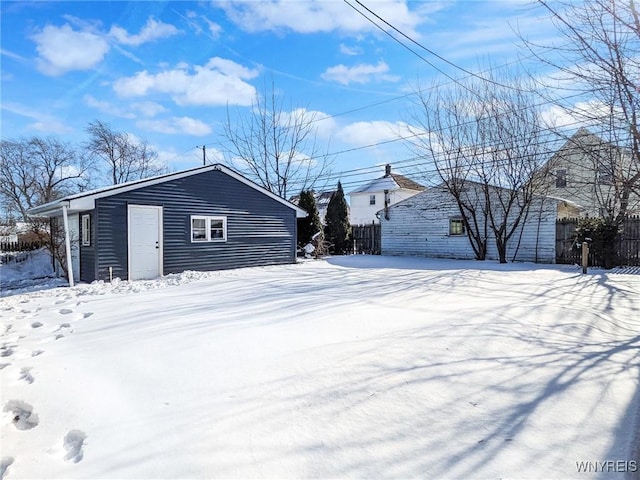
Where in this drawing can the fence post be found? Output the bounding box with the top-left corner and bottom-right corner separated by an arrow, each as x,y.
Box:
582,241 -> 589,274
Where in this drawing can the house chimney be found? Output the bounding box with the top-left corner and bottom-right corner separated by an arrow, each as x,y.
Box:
385,164 -> 391,177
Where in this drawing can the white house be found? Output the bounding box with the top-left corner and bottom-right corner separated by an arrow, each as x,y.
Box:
380,184 -> 580,263
349,164 -> 424,225
542,128 -> 640,218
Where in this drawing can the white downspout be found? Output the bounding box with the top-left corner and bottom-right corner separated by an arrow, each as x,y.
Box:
62,204 -> 75,287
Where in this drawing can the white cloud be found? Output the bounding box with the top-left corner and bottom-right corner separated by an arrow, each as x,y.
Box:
180,10 -> 222,38
31,24 -> 109,76
84,95 -> 136,119
540,101 -> 612,130
113,57 -> 258,106
279,108 -> 337,140
109,17 -> 180,46
137,117 -> 212,136
132,101 -> 166,117
28,120 -> 73,134
321,61 -> 399,85
2,101 -> 73,134
337,120 -> 412,146
1,49 -> 27,61
215,0 -> 426,37
204,17 -> 223,37
339,43 -> 363,56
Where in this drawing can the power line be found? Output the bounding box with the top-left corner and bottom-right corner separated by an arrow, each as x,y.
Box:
342,0 -> 532,99
349,0 -> 520,92
283,119 -> 621,192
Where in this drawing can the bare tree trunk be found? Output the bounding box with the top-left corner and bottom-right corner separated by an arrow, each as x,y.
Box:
408,71 -> 550,263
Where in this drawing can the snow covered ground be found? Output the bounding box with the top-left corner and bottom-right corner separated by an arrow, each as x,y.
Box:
1,254 -> 640,479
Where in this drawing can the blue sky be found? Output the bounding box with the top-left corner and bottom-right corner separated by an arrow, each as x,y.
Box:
1,1 -> 560,193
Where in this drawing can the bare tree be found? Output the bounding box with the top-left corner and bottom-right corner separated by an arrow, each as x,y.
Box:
0,137 -> 91,221
85,120 -> 167,185
220,82 -> 332,199
408,73 -> 550,263
524,0 -> 640,222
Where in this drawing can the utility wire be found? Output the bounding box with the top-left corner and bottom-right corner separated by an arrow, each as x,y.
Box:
343,0 -> 534,97
351,0 -> 520,91
283,120 -> 621,192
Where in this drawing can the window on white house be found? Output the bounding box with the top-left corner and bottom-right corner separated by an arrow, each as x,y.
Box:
81,214 -> 91,246
597,164 -> 613,185
369,195 -> 376,205
449,217 -> 466,236
191,216 -> 227,242
556,169 -> 567,188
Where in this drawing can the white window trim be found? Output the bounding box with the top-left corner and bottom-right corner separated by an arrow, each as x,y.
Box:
81,214 -> 91,246
190,215 -> 227,243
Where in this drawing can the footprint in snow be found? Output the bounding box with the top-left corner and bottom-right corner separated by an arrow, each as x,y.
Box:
0,457 -> 14,479
63,430 -> 87,463
0,363 -> 10,370
0,345 -> 14,358
54,323 -> 73,340
4,400 -> 39,430
19,367 -> 34,384
59,308 -> 73,315
31,350 -> 44,357
31,322 -> 43,329
83,312 -> 93,319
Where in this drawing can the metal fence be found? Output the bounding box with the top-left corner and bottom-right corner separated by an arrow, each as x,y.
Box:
0,240 -> 47,264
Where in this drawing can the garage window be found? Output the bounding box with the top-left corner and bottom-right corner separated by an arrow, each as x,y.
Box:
449,217 -> 466,236
81,214 -> 91,246
191,216 -> 227,242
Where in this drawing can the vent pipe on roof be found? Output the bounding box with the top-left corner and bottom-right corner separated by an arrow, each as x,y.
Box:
385,164 -> 392,177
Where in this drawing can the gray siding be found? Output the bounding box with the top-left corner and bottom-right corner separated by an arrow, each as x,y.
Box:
381,187 -> 558,263
92,169 -> 297,281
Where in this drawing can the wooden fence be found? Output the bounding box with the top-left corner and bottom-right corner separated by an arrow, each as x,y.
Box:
556,216 -> 640,266
352,223 -> 381,255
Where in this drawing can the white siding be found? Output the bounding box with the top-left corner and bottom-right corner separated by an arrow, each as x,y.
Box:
350,192 -> 382,225
350,188 -> 423,225
541,128 -> 640,217
381,187 -> 558,263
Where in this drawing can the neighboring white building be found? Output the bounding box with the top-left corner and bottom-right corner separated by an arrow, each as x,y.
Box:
380,184 -> 579,263
542,128 -> 640,218
348,164 -> 424,225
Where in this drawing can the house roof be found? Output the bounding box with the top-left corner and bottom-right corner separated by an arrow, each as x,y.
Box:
383,181 -> 583,214
289,190 -> 335,209
546,127 -> 626,165
349,173 -> 425,195
29,164 -> 308,218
